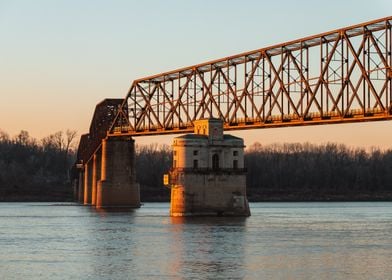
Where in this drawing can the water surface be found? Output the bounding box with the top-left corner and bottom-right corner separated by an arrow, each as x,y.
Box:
1,202 -> 391,279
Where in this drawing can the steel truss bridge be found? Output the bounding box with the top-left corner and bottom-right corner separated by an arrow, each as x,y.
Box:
77,17 -> 392,164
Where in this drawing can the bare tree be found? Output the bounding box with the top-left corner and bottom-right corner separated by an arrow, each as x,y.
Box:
65,129 -> 77,154
53,131 -> 64,152
0,129 -> 9,142
15,130 -> 30,145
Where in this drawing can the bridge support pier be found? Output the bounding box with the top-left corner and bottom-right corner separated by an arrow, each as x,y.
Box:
77,171 -> 84,203
83,160 -> 93,204
91,154 -> 97,205
96,137 -> 140,208
91,153 -> 102,206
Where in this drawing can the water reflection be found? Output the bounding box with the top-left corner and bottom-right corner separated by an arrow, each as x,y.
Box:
94,207 -> 137,217
83,207 -> 138,279
170,216 -> 247,226
169,216 -> 247,279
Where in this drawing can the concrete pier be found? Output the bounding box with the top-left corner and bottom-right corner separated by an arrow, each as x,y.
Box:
83,160 -> 93,205
75,136 -> 140,208
91,154 -> 97,205
77,170 -> 84,203
96,137 -> 140,208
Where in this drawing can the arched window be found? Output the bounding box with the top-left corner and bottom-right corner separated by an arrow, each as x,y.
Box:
212,154 -> 219,170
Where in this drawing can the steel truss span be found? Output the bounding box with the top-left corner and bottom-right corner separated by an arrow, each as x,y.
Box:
109,17 -> 392,137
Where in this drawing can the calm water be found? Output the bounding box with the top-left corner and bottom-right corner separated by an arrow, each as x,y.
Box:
1,202 -> 392,279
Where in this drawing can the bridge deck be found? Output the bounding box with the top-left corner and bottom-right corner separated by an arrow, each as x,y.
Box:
110,108 -> 392,137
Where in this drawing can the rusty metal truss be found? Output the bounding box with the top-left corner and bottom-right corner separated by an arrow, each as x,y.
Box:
77,99 -> 124,163
109,16 -> 392,137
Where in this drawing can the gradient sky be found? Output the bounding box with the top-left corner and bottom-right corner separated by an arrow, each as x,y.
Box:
1,0 -> 391,149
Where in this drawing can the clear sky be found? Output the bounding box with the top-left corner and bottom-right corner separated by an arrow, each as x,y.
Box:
1,0 -> 391,149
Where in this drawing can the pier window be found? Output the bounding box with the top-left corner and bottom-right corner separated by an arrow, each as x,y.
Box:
193,159 -> 198,169
233,160 -> 238,169
233,150 -> 238,156
193,150 -> 198,156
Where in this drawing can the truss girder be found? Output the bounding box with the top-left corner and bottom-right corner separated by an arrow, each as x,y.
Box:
106,17 -> 391,138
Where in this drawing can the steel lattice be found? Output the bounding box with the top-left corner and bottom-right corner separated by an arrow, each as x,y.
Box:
109,17 -> 392,137
77,17 -> 392,164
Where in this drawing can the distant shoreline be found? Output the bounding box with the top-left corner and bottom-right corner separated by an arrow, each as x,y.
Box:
2,192 -> 392,203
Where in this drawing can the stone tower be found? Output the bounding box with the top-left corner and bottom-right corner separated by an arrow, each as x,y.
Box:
167,118 -> 250,216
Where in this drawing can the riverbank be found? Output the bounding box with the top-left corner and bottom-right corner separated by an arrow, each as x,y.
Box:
247,190 -> 392,202
0,185 -> 73,202
2,185 -> 392,203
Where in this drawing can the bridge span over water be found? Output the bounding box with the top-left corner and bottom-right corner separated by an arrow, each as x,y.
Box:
75,17 -> 392,208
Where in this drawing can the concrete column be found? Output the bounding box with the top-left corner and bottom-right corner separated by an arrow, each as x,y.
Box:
91,154 -> 97,206
91,151 -> 102,206
96,137 -> 140,208
83,161 -> 93,205
73,178 -> 78,201
78,171 -> 84,203
96,139 -> 106,207
101,139 -> 107,181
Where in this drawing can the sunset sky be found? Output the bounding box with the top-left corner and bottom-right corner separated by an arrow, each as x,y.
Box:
1,0 -> 391,149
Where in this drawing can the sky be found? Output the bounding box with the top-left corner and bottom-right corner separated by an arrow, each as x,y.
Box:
0,0 -> 391,149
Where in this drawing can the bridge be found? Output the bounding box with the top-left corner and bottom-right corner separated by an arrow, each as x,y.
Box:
75,16 -> 392,208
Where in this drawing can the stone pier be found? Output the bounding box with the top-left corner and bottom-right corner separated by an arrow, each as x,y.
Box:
96,137 -> 140,208
83,160 -> 93,205
77,170 -> 84,203
76,136 -> 140,208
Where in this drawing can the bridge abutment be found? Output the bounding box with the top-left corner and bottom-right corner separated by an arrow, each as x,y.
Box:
96,137 -> 140,208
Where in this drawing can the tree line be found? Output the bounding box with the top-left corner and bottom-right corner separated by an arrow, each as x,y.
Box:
245,142 -> 392,201
0,129 -> 77,201
135,142 -> 392,201
1,128 -> 392,201
135,144 -> 172,201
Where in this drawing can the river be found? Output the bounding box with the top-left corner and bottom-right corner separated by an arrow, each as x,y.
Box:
1,202 -> 391,279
